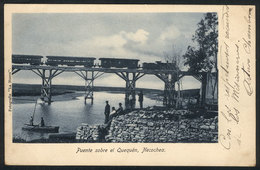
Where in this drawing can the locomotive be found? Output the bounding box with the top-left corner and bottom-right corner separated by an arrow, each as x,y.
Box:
143,61 -> 177,70
12,54 -> 43,65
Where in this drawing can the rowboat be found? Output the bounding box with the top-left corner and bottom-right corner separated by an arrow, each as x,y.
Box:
22,99 -> 59,133
22,124 -> 59,133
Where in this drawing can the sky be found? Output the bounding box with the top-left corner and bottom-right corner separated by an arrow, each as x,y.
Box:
12,13 -> 205,90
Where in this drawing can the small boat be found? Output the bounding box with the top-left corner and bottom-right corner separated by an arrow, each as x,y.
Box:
22,99 -> 59,133
22,124 -> 59,133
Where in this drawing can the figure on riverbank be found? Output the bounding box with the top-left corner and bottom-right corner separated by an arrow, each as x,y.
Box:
29,116 -> 34,126
104,101 -> 110,124
109,107 -> 117,120
40,117 -> 45,127
129,94 -> 134,109
117,103 -> 123,115
138,91 -> 143,108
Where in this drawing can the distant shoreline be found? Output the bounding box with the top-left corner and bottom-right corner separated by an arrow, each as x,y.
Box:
12,83 -> 200,104
12,83 -> 199,95
12,83 -> 164,96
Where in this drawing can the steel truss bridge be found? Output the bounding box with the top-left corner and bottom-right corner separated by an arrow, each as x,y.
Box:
12,65 -> 207,108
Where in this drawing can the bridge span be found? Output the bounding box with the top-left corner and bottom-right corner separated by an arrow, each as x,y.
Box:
12,64 -> 206,108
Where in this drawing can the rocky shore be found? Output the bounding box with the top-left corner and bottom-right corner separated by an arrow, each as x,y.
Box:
76,107 -> 218,143
76,123 -> 106,142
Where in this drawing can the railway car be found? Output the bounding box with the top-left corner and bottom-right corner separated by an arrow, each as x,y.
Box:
12,54 -> 43,65
142,62 -> 160,70
46,56 -> 96,67
99,58 -> 139,69
143,61 -> 177,70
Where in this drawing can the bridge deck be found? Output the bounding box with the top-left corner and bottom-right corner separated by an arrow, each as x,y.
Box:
12,64 -> 191,75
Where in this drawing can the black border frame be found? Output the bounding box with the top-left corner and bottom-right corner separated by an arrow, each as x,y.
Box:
0,0 -> 259,169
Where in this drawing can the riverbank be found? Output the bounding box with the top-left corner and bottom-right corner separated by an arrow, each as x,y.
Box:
13,133 -> 78,143
76,106 -> 218,143
13,106 -> 218,143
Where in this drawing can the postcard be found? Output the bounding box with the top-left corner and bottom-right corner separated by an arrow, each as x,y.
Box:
4,4 -> 256,166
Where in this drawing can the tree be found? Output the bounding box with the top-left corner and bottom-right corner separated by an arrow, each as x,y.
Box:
183,13 -> 218,104
163,45 -> 183,108
184,13 -> 218,73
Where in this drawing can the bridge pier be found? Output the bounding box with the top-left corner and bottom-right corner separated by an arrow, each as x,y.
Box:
31,69 -> 64,104
200,73 -> 207,107
74,71 -> 104,104
155,73 -> 176,107
115,72 -> 145,109
190,72 -> 207,107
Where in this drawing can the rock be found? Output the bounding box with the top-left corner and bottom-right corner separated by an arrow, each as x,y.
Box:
76,108 -> 218,143
200,125 -> 210,130
147,122 -> 154,126
179,125 -> 186,129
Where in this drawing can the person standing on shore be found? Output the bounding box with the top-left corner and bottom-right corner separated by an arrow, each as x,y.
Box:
40,117 -> 45,127
29,116 -> 34,126
116,103 -> 123,115
104,101 -> 110,124
129,94 -> 134,109
109,107 -> 117,120
138,91 -> 143,109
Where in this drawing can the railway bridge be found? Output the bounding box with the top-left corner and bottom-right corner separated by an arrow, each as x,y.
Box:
12,64 -> 208,108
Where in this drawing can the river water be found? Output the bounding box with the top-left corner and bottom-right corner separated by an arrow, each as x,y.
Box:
12,91 -> 162,142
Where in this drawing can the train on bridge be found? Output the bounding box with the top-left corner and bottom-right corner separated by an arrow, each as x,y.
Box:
12,54 -> 177,70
